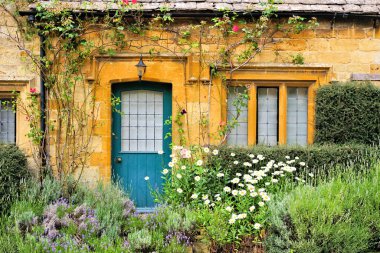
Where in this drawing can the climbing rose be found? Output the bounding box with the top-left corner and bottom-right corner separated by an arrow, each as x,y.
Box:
30,88 -> 37,93
232,25 -> 239,32
123,0 -> 137,4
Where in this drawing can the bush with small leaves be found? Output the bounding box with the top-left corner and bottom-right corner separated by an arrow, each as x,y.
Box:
0,144 -> 29,214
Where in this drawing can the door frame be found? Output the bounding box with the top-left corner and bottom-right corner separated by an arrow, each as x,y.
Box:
111,81 -> 172,211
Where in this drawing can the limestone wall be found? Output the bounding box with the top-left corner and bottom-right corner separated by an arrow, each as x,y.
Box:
0,9 -> 39,171
80,16 -> 380,183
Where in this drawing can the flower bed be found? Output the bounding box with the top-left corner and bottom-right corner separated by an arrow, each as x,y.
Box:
0,178 -> 197,253
158,145 -> 310,249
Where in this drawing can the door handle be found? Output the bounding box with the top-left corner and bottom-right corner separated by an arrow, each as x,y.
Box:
115,157 -> 122,163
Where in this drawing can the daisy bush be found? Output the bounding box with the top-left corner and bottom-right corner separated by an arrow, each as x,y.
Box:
159,145 -> 308,245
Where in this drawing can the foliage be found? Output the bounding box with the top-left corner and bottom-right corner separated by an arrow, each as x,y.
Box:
0,144 -> 29,214
265,162 -> 380,253
76,182 -> 135,240
208,144 -> 379,180
158,145 -> 308,247
315,81 -> 380,145
290,53 -> 304,65
0,176 -> 195,252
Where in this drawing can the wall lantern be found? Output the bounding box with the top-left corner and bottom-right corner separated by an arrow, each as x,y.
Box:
135,55 -> 147,80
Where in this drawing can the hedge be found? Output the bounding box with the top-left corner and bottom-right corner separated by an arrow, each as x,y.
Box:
315,81 -> 380,145
207,144 -> 379,178
0,144 -> 29,214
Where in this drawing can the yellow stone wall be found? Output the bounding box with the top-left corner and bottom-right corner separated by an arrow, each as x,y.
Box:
2,12 -> 380,182
0,10 -> 39,172
83,16 -> 379,183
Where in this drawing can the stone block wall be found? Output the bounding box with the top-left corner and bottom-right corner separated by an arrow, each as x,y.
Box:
0,9 -> 39,172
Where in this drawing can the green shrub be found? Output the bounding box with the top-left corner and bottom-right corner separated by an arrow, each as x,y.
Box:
264,163 -> 380,253
0,144 -> 29,214
209,144 -> 379,179
315,81 -> 380,145
161,146 -> 307,248
77,182 -> 134,240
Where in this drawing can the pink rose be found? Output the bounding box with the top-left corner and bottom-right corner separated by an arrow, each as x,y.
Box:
232,25 -> 239,32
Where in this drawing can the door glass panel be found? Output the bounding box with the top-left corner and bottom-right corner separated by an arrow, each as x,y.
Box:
121,90 -> 163,152
0,99 -> 16,144
257,88 -> 278,146
227,86 -> 248,146
287,87 -> 308,145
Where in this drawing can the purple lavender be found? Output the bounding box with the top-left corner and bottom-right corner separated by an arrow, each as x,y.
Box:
165,230 -> 193,246
123,199 -> 136,218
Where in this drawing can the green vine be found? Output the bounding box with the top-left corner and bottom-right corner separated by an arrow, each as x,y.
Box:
0,0 -> 319,183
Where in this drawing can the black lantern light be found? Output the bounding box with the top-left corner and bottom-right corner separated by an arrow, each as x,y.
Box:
135,55 -> 147,80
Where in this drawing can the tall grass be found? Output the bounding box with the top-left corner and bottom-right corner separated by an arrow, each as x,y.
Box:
265,162 -> 380,253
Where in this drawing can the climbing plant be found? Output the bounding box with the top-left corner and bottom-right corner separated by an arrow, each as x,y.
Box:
0,0 -> 318,183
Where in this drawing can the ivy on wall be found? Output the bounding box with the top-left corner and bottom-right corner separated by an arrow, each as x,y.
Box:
315,81 -> 380,145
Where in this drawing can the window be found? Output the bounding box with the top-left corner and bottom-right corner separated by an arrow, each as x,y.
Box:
287,87 -> 308,145
225,83 -> 311,147
121,90 -> 163,152
0,98 -> 16,144
227,86 -> 248,146
257,87 -> 278,146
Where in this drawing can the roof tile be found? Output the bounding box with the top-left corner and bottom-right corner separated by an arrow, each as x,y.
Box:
29,0 -> 380,15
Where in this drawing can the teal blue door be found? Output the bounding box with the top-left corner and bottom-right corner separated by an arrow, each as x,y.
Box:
112,82 -> 172,210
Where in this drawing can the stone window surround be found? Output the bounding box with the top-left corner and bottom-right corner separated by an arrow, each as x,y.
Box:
0,80 -> 32,145
221,64 -> 331,145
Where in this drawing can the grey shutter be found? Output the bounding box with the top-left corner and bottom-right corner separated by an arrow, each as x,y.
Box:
287,87 -> 308,145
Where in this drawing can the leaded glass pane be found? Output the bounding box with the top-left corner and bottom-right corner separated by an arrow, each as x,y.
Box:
227,86 -> 248,146
0,99 -> 16,144
257,88 -> 278,146
287,87 -> 308,145
121,90 -> 163,152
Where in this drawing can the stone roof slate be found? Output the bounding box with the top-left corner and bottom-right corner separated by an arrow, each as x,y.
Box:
30,0 -> 380,15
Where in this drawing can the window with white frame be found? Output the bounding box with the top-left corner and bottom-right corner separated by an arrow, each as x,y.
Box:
227,86 -> 248,146
0,98 -> 16,144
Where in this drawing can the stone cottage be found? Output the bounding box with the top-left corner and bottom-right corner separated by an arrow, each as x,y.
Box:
0,0 -> 379,209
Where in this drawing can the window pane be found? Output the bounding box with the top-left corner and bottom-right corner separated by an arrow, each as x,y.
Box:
287,87 -> 308,145
0,99 -> 16,144
121,90 -> 163,152
227,86 -> 248,146
257,88 -> 278,146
